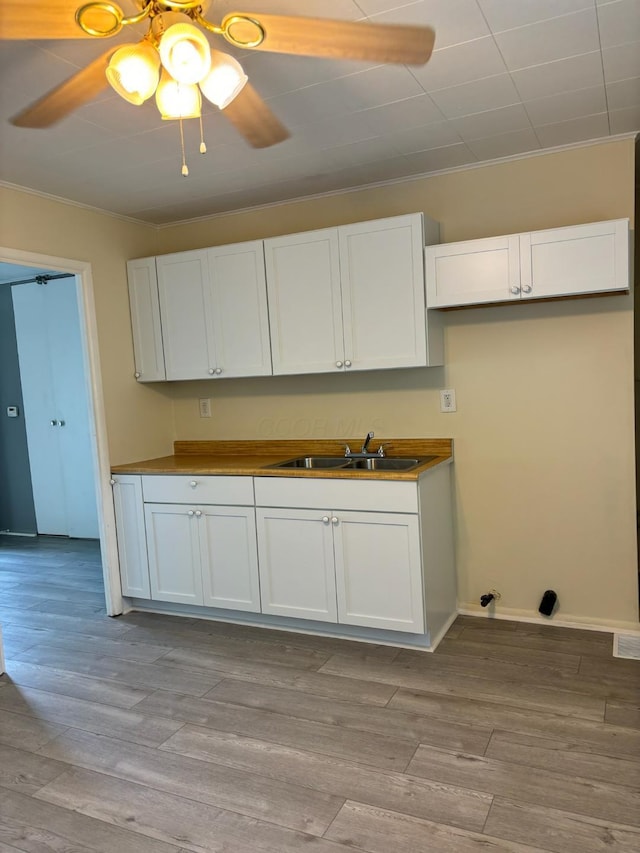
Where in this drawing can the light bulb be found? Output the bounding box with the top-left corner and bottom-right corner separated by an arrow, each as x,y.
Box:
199,50 -> 248,109
155,70 -> 201,119
106,43 -> 160,105
159,22 -> 211,85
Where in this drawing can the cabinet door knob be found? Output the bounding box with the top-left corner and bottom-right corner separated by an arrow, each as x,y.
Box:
189,481 -> 197,488
215,368 -> 222,375
59,420 -> 65,427
522,284 -> 532,294
335,361 -> 343,369
187,510 -> 195,517
134,372 -> 141,379
344,360 -> 352,368
322,516 -> 330,523
195,510 -> 202,518
109,478 -> 116,486
208,368 -> 215,375
331,516 -> 339,525
510,286 -> 521,295
50,419 -> 58,426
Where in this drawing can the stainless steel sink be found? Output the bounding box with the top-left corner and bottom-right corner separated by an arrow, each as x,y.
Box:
268,456 -> 352,469
348,455 -> 437,471
268,455 -> 437,471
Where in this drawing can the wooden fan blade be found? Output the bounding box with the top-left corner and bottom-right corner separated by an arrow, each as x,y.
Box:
0,0 -> 95,39
11,49 -> 115,128
222,83 -> 290,148
225,13 -> 435,65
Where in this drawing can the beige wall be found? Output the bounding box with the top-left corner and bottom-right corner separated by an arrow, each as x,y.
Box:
1,139 -> 636,629
161,139 -> 639,629
0,186 -> 174,464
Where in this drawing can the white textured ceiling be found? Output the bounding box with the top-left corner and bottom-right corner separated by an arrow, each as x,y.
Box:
1,0 -> 638,226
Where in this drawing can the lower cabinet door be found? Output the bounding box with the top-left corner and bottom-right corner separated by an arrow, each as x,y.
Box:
112,474 -> 150,599
144,503 -> 203,605
256,507 -> 338,622
199,506 -> 261,612
333,511 -> 424,633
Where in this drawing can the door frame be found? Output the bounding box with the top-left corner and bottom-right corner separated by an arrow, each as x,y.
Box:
0,246 -> 122,616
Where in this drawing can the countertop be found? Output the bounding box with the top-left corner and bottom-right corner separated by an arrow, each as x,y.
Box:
111,439 -> 453,482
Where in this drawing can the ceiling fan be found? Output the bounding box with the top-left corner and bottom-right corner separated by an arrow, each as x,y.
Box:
1,1 -> 435,154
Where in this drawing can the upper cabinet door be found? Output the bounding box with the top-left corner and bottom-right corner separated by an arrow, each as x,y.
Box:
339,214 -> 428,370
264,228 -> 345,375
425,235 -> 521,307
126,258 -> 165,382
520,219 -> 630,300
156,250 -> 215,380
207,241 -> 272,377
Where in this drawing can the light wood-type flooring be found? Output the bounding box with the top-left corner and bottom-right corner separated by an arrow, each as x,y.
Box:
0,534 -> 639,853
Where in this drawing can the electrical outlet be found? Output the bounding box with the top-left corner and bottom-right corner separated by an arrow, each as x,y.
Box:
439,389 -> 456,413
199,398 -> 211,418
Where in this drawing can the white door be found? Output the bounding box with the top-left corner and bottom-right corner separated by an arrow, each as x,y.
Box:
199,505 -> 261,611
207,241 -> 272,378
339,214 -> 427,370
156,250 -> 215,380
126,257 -> 165,382
144,503 -> 203,605
333,510 -> 424,633
520,219 -> 629,299
264,229 -> 345,375
12,278 -> 99,538
111,475 -> 150,598
256,507 -> 338,622
425,235 -> 521,307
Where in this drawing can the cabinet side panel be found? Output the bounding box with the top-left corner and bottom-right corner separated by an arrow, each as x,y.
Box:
113,475 -> 150,599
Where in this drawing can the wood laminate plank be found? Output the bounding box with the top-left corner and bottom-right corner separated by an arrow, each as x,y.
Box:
0,685 -> 185,747
5,660 -> 153,708
0,608 -> 132,638
160,724 -> 492,832
134,689 -> 417,771
325,799 -> 547,853
605,700 -> 640,730
459,625 -> 614,658
454,616 -> 518,632
579,654 -> 640,683
0,786 -> 184,853
390,688 -> 640,760
484,797 -> 640,853
407,744 -> 640,826
38,728 -> 343,835
13,646 -> 223,697
485,729 -> 640,788
0,743 -> 66,795
14,630 -> 174,663
434,637 -> 581,672
160,647 -> 396,706
0,707 -> 67,752
23,599 -> 106,617
35,767 -> 348,853
319,655 -> 606,720
207,677 -> 492,755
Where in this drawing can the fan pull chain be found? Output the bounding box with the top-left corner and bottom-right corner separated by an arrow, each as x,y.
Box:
199,116 -> 207,154
179,117 -> 189,177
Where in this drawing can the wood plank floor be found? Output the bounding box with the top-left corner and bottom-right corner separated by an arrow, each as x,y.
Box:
1,534 -> 639,853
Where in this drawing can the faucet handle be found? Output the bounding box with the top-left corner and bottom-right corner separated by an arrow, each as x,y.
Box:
377,444 -> 387,457
344,444 -> 352,457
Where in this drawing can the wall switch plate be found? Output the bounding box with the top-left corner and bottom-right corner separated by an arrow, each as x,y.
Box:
439,389 -> 456,413
6,406 -> 18,418
199,398 -> 211,418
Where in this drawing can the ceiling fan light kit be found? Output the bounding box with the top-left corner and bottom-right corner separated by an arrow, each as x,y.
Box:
3,0 -> 435,171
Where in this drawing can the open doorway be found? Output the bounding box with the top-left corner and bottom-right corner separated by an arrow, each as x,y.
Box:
0,247 -> 122,617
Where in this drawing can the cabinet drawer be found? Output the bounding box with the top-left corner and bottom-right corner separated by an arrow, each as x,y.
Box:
142,475 -> 253,505
254,476 -> 418,513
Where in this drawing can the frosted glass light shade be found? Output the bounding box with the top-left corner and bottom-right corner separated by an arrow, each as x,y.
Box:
159,22 -> 211,85
199,50 -> 248,109
155,71 -> 202,119
106,43 -> 160,105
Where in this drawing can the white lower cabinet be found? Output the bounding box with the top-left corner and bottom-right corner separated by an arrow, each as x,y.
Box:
144,503 -> 203,605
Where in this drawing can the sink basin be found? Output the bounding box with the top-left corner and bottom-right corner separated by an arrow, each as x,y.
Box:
348,455 -> 437,471
268,456 -> 352,469
268,455 -> 437,471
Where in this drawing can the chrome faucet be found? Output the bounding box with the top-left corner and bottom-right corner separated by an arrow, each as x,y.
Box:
344,431 -> 384,458
361,431 -> 374,454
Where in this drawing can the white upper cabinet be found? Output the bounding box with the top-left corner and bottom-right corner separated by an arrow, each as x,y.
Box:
265,213 -> 441,375
426,219 -> 629,309
207,241 -> 272,377
264,228 -> 345,375
126,257 -> 165,381
156,249 -> 213,380
155,243 -> 272,380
